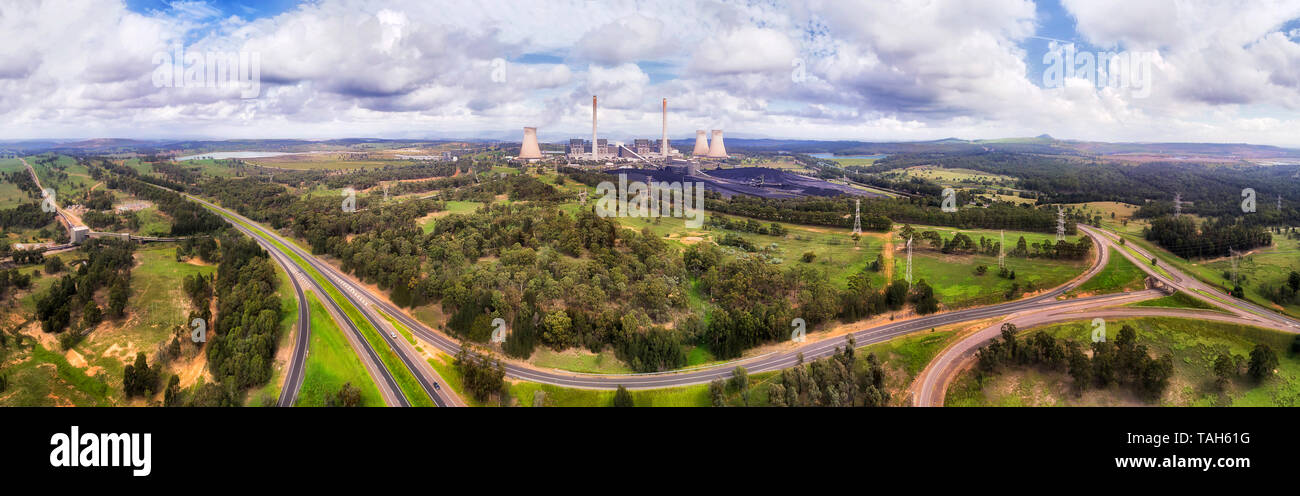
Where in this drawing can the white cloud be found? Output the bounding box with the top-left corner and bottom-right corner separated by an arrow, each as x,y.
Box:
3,0 -> 1300,146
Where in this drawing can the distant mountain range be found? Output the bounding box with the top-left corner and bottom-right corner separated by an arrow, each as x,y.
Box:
4,135 -> 1300,161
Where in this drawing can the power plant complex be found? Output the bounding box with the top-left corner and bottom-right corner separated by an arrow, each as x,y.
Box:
515,95 -> 727,166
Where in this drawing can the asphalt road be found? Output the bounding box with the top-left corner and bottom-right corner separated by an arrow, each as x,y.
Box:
269,247 -> 310,408
269,220 -> 1116,389
190,195 -> 449,407
914,224 -> 1300,407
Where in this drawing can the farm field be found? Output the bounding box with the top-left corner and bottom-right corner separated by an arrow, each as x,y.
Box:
887,165 -> 1016,188
946,317 -> 1300,407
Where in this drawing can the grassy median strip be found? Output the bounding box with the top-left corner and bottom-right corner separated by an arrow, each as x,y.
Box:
216,208 -> 435,407
297,291 -> 385,407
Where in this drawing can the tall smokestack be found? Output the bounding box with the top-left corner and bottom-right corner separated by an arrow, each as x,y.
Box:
661,98 -> 669,158
591,95 -> 598,160
707,129 -> 727,158
518,127 -> 542,159
693,130 -> 709,156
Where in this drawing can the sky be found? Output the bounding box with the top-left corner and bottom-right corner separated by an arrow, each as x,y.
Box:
6,0 -> 1300,146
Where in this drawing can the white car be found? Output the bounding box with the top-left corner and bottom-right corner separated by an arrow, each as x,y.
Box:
390,331 -> 397,339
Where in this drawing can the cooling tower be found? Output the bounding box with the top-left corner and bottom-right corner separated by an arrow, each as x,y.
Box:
518,127 -> 542,159
693,130 -> 709,155
706,129 -> 727,158
691,129 -> 712,155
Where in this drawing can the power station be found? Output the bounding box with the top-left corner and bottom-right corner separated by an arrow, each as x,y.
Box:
518,94 -> 728,168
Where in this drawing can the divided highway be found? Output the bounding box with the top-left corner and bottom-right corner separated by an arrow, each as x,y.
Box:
186,194 -> 450,407
171,184 -> 1300,404
202,212 -> 1120,390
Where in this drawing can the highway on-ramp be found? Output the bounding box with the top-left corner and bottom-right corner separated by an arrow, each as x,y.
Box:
914,224 -> 1300,406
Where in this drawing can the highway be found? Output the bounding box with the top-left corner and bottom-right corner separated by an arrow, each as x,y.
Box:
203,212 -> 1119,390
269,246 -> 309,407
913,223 -> 1300,406
183,193 -> 454,407
168,184 -> 1300,401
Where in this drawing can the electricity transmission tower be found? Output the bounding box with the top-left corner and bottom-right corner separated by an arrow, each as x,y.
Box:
578,190 -> 587,205
1174,192 -> 1182,217
852,199 -> 862,235
906,236 -> 913,289
1056,206 -> 1066,242
999,230 -> 1006,269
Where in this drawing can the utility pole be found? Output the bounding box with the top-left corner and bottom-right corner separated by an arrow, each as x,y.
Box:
852,199 -> 862,235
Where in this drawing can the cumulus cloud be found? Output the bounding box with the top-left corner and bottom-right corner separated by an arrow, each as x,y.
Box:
3,0 -> 1300,146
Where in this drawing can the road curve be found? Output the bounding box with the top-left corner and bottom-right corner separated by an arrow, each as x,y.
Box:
269,246 -> 310,407
229,214 -> 1115,390
187,194 -> 450,406
916,224 -> 1300,407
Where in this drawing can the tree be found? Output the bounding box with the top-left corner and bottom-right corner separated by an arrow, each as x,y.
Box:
1289,271 -> 1300,292
1213,353 -> 1236,391
122,352 -> 156,397
336,382 -> 362,407
81,301 -> 102,329
1248,344 -> 1278,382
44,256 -> 64,274
613,385 -> 634,407
541,309 -> 573,348
708,379 -> 725,407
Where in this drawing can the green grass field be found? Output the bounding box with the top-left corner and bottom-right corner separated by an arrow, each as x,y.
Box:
1069,247 -> 1146,296
894,248 -> 1088,309
0,342 -> 112,407
1128,291 -> 1223,312
419,200 -> 483,233
946,317 -> 1300,406
295,291 -> 385,407
29,155 -> 96,199
530,348 -> 633,374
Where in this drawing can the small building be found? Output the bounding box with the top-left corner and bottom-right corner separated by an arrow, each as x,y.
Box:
71,226 -> 90,244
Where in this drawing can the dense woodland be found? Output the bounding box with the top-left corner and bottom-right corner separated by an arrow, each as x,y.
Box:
32,239 -> 135,349
206,235 -> 284,389
1144,216 -> 1272,259
765,336 -> 890,407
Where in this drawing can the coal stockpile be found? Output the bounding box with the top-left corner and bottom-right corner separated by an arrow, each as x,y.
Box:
609,166 -> 878,199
